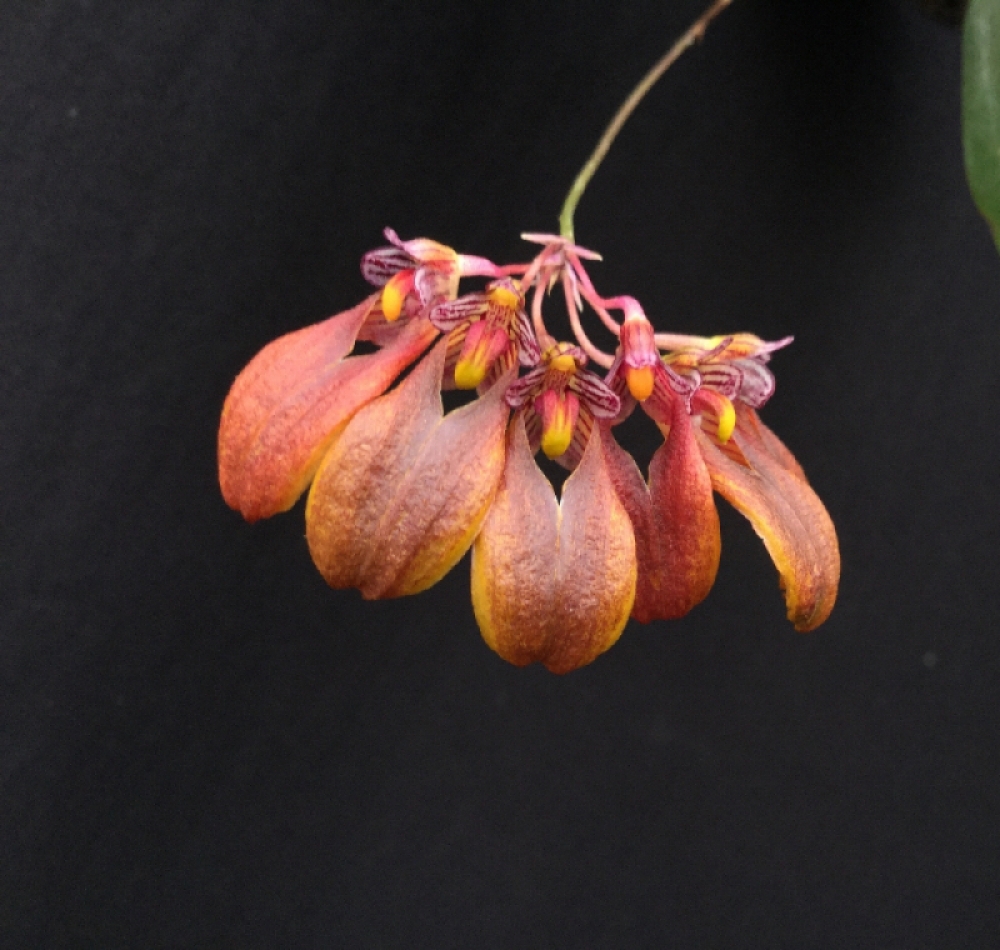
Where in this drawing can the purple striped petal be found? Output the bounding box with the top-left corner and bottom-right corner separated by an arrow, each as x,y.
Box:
505,365 -> 547,409
572,370 -> 621,419
514,309 -> 541,365
430,295 -> 489,330
361,247 -> 412,286
736,359 -> 776,407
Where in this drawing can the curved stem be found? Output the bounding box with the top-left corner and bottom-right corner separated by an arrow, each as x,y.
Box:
563,275 -> 614,368
531,284 -> 553,348
558,0 -> 735,242
566,251 -> 623,336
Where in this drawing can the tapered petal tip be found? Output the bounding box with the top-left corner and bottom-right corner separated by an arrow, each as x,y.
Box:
218,299 -> 437,523
697,412 -> 840,633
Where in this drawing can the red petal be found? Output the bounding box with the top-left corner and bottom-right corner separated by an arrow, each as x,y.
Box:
218,295 -> 436,521
306,340 -> 511,598
472,420 -> 636,674
697,408 -> 840,631
601,391 -> 720,624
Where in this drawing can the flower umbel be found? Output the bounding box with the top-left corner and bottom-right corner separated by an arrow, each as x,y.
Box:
217,0 -> 839,672
219,227 -> 840,670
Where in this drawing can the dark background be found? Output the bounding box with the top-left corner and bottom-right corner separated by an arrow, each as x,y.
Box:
4,0 -> 998,946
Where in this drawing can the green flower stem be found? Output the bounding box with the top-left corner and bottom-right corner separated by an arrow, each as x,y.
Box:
558,0 -> 735,243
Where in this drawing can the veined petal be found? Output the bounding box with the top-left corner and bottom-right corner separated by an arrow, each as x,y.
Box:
696,410 -> 840,632
513,308 -> 541,365
698,362 -> 742,399
361,247 -> 412,286
601,392 -> 720,623
219,295 -> 436,522
571,370 -> 621,419
505,365 -> 548,409
306,339 -> 510,599
471,420 -> 636,674
734,359 -> 775,408
414,265 -> 459,307
430,296 -> 489,331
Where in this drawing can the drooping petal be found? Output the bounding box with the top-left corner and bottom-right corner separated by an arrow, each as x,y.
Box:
696,410 -> 840,632
549,405 -> 594,471
219,295 -> 437,522
306,339 -> 510,599
601,394 -> 721,624
471,417 -> 560,668
471,419 -> 636,674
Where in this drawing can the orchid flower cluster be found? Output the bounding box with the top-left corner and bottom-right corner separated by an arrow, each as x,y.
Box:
218,227 -> 840,673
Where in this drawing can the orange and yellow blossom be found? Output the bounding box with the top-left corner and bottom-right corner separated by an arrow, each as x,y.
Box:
606,314 -> 839,632
218,228 -> 840,674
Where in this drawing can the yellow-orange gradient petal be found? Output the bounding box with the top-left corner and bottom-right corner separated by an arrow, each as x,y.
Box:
472,419 -> 636,674
306,339 -> 510,599
697,412 -> 840,632
601,395 -> 720,623
218,294 -> 437,522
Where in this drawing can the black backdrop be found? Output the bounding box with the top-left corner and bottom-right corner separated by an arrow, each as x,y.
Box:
4,1 -> 999,946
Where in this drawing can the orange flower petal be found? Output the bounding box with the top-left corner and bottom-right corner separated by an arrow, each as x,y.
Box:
737,407 -> 808,481
472,419 -> 636,674
306,339 -> 510,599
601,393 -> 720,623
218,294 -> 437,522
697,409 -> 840,631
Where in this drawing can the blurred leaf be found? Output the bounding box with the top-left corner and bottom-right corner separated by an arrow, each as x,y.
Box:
963,0 -> 1000,254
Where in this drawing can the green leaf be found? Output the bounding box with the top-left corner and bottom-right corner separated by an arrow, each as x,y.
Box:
963,0 -> 1000,253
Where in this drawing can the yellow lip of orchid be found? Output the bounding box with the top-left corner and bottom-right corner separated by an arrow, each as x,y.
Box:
539,391 -> 578,458
453,352 -> 489,390
693,388 -> 737,444
624,364 -> 655,401
380,271 -> 414,321
487,283 -> 520,310
548,352 -> 578,373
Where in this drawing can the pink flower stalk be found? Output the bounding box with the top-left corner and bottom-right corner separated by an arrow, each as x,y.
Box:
218,227 -> 840,671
